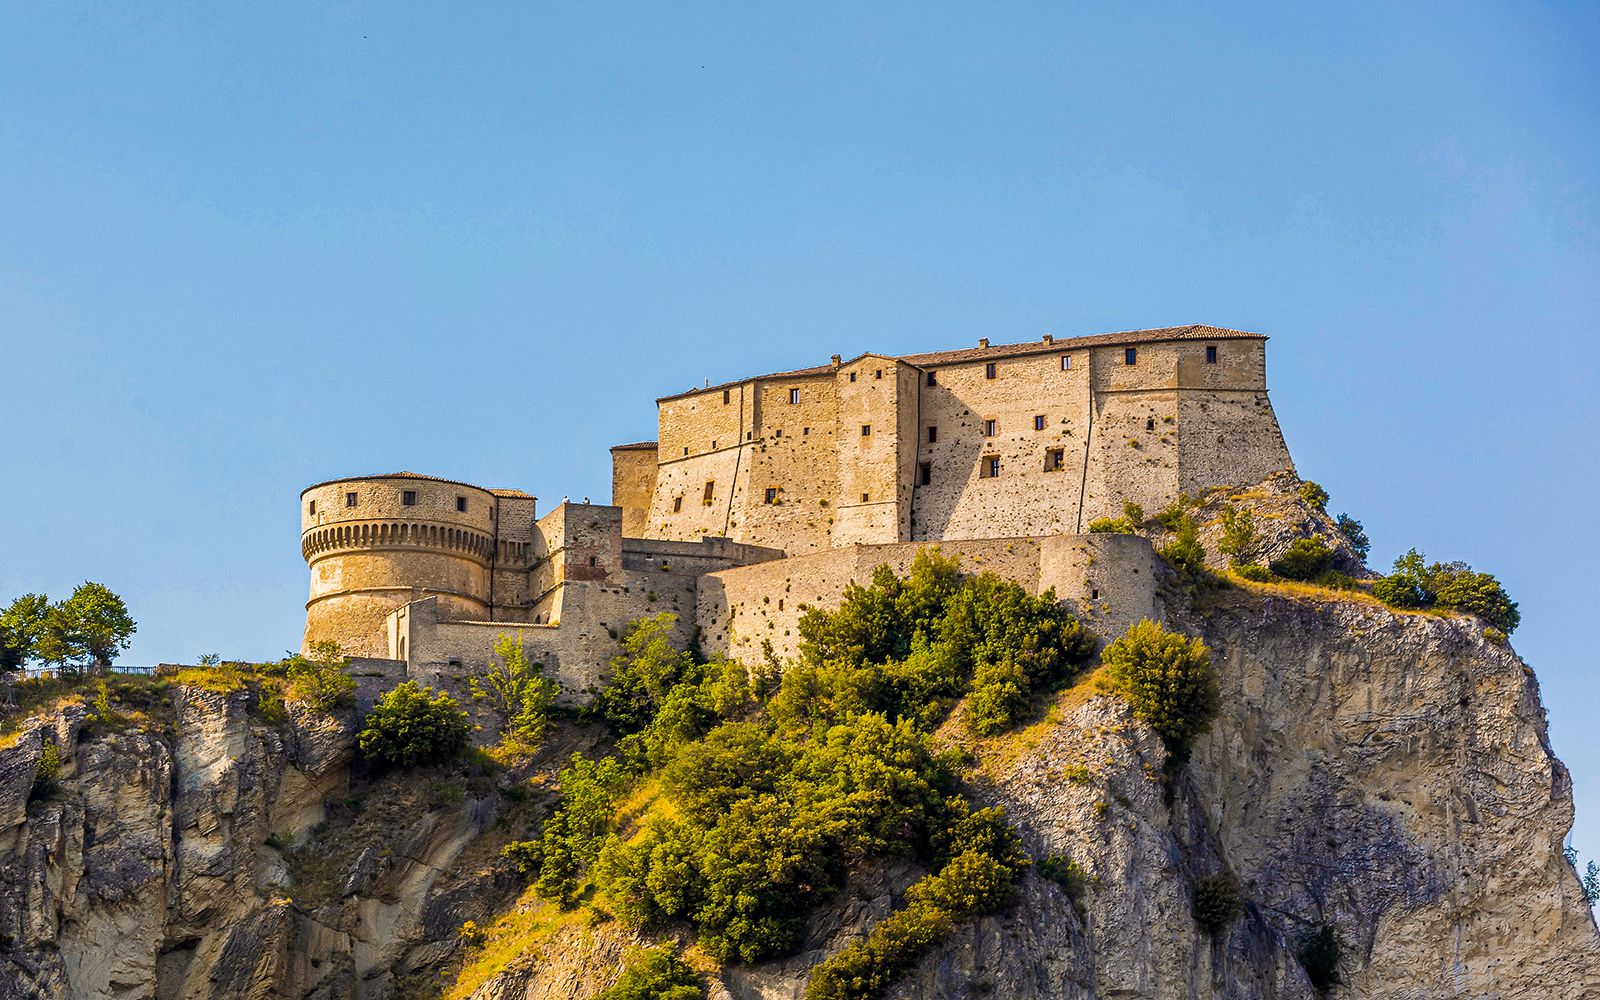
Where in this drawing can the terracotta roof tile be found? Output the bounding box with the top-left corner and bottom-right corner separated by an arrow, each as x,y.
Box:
609,441 -> 660,451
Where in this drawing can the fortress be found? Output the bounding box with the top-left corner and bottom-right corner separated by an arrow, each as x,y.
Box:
301,325 -> 1293,693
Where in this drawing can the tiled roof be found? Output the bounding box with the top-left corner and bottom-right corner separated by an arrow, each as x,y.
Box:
300,471 -> 499,496
899,325 -> 1263,366
609,441 -> 661,451
488,489 -> 535,499
654,325 -> 1262,403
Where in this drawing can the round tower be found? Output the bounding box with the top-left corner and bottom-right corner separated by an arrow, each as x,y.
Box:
300,473 -> 499,656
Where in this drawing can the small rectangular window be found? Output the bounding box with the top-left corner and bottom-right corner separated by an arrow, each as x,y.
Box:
589,556 -> 597,567
1033,415 -> 1046,431
983,419 -> 997,437
803,427 -> 810,435
456,496 -> 467,512
402,490 -> 417,506
673,496 -> 683,513
918,462 -> 932,485
1045,447 -> 1065,471
1125,347 -> 1138,366
682,447 -> 689,456
774,429 -> 783,438
861,492 -> 870,503
789,388 -> 801,404
1061,355 -> 1072,370
345,492 -> 358,508
712,440 -> 718,449
874,369 -> 882,379
308,500 -> 316,515
861,424 -> 871,436
985,362 -> 997,379
1206,345 -> 1218,364
849,372 -> 857,382
723,388 -> 731,403
927,426 -> 938,443
926,371 -> 937,386
703,481 -> 715,502
980,457 -> 1001,478
764,487 -> 778,504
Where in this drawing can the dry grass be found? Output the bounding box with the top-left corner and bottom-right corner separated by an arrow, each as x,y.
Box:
443,888 -> 589,1000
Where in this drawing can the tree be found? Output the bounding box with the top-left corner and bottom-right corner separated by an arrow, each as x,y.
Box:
1372,548 -> 1430,608
285,640 -> 357,712
1335,514 -> 1370,561
1158,515 -> 1207,577
1217,506 -> 1256,561
1099,620 -> 1219,764
0,593 -> 50,676
51,583 -> 136,675
357,682 -> 469,767
471,632 -> 558,754
1269,538 -> 1334,582
591,613 -> 698,735
600,945 -> 704,1000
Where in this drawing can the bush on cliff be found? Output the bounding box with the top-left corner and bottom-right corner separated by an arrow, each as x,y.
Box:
1372,549 -> 1521,633
1099,620 -> 1219,765
1269,537 -> 1334,581
1158,515 -> 1207,578
470,632 -> 558,755
285,640 -> 356,713
600,945 -> 704,1000
357,681 -> 469,768
1088,500 -> 1144,535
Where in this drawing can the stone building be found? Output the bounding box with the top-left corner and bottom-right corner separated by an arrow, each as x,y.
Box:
302,325 -> 1295,695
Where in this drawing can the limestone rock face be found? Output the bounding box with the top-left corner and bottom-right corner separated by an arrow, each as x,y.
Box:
2,568 -> 1596,999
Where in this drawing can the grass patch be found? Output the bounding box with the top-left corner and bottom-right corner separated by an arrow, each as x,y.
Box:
444,888 -> 590,1000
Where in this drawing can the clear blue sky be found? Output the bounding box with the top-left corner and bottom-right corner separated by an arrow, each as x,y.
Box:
3,4 -> 1597,853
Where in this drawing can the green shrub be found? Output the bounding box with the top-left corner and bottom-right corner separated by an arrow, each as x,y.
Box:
1335,514 -> 1369,561
1087,517 -> 1133,534
1217,505 -> 1256,559
1158,516 -> 1206,577
590,613 -> 699,736
30,740 -> 61,801
1036,852 -> 1093,900
599,945 -> 704,1000
1154,497 -> 1188,531
500,839 -> 540,877
471,632 -> 558,755
1372,549 -> 1521,632
1297,481 -> 1329,511
285,640 -> 356,713
1191,873 -> 1241,933
531,753 -> 629,908
1099,620 -> 1219,764
1269,538 -> 1334,581
1297,922 -> 1342,993
357,682 -> 469,768
1231,563 -> 1271,582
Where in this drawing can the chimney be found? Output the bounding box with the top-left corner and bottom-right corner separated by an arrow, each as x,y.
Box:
978,338 -> 989,348
1043,333 -> 1053,344
830,354 -> 842,367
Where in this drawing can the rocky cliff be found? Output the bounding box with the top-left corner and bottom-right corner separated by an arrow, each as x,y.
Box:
2,515 -> 1597,999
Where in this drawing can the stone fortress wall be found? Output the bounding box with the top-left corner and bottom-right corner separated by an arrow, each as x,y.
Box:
300,325 -> 1293,700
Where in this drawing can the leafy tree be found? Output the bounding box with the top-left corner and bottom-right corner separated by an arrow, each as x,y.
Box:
1158,515 -> 1207,577
591,613 -> 699,735
1372,548 -> 1430,608
1099,620 -> 1219,764
1335,513 -> 1370,561
285,640 -> 357,712
1297,480 -> 1330,511
0,593 -> 50,674
471,632 -> 558,753
1430,566 -> 1520,634
1217,505 -> 1256,560
529,753 -> 629,907
357,682 -> 468,768
1269,538 -> 1334,581
56,582 -> 136,675
600,945 -> 704,1000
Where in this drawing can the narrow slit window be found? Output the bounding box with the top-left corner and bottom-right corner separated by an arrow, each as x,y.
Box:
1146,417 -> 1155,431
927,426 -> 938,443
983,418 -> 997,437
1033,415 -> 1046,431
764,487 -> 778,504
861,424 -> 871,436
703,481 -> 715,503
918,462 -> 932,485
589,556 -> 597,567
673,496 -> 683,513
723,388 -> 731,403
308,500 -> 316,515
861,492 -> 870,502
